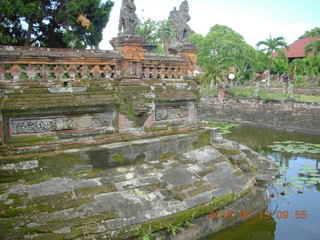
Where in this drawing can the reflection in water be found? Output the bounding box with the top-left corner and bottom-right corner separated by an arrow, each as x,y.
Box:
205,217 -> 276,240
205,126 -> 320,240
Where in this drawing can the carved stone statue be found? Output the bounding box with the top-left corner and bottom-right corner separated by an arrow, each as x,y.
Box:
118,0 -> 139,35
169,0 -> 192,42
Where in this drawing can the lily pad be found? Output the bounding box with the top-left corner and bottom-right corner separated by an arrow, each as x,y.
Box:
268,141 -> 320,155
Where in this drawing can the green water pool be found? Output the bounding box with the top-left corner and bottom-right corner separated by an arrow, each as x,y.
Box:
206,126 -> 320,240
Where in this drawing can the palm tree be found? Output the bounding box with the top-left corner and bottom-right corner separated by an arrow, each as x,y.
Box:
256,35 -> 288,87
305,39 -> 320,58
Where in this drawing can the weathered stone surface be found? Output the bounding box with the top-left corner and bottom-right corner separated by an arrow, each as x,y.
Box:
1,177 -> 102,199
155,186 -> 271,240
200,97 -> 320,135
0,160 -> 38,170
0,130 -> 277,239
10,112 -> 116,135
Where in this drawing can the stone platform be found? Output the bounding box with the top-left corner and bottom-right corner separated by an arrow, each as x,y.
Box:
0,129 -> 278,240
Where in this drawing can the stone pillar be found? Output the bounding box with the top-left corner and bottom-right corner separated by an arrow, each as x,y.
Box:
168,43 -> 197,73
217,83 -> 229,103
110,35 -> 147,79
110,35 -> 154,132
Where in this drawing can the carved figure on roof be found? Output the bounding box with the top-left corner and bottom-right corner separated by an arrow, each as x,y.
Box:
118,0 -> 139,35
169,0 -> 191,42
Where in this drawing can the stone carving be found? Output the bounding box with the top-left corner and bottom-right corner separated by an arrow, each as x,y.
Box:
10,113 -> 115,135
217,83 -> 229,103
11,118 -> 70,134
155,107 -> 189,121
287,82 -> 294,100
169,0 -> 191,42
253,82 -> 260,99
118,0 -> 139,35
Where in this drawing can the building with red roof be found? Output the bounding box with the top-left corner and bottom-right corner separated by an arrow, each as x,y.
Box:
274,36 -> 320,62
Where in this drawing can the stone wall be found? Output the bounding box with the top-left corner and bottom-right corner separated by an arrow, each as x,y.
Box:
0,40 -> 199,146
200,97 -> 320,134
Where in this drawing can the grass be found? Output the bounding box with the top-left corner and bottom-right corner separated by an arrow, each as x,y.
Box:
294,94 -> 320,103
201,85 -> 320,103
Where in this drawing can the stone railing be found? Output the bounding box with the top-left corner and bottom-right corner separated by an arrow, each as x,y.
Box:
0,46 -> 122,89
142,53 -> 189,81
0,45 -> 196,89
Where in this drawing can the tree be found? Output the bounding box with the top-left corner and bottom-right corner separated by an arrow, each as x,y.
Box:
256,35 -> 288,86
190,25 -> 261,86
305,39 -> 320,58
136,18 -> 175,54
272,50 -> 289,75
299,27 -> 320,39
0,0 -> 114,49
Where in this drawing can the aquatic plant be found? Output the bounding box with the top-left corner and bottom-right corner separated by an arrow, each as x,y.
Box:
202,121 -> 238,135
274,162 -> 320,198
268,141 -> 320,154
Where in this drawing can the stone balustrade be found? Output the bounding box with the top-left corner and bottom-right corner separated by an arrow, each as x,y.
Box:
0,44 -> 196,89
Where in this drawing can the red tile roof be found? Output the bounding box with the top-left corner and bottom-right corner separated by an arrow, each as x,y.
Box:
276,36 -> 320,58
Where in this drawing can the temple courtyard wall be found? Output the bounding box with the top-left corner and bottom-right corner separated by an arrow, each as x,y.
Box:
200,97 -> 320,135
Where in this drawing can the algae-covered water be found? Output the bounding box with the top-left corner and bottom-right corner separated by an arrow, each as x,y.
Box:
206,126 -> 320,240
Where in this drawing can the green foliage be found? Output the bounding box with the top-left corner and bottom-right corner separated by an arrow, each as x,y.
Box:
272,50 -> 289,74
290,56 -> 320,78
290,59 -> 306,76
202,121 -> 238,135
305,39 -> 320,57
200,85 -> 217,97
256,35 -> 288,86
0,0 -> 114,48
112,154 -> 124,164
166,223 -> 184,236
256,35 -> 288,55
228,86 -> 254,98
212,193 -> 235,209
294,75 -> 304,86
269,141 -> 320,154
190,25 -> 262,86
139,225 -> 157,240
299,27 -> 320,39
136,18 -> 175,54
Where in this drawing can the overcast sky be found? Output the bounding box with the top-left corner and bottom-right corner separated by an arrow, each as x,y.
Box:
100,0 -> 319,50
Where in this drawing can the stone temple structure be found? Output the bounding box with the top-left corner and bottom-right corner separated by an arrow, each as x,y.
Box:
0,1 -> 278,239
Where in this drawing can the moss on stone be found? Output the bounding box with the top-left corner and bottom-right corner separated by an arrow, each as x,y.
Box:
170,183 -> 194,193
0,207 -> 30,218
113,154 -> 124,164
215,156 -> 228,163
203,161 -> 216,168
213,144 -> 242,156
171,190 -> 189,201
145,127 -> 169,132
159,153 -> 176,162
75,184 -> 117,196
34,197 -> 93,214
169,162 -> 182,168
233,169 -> 243,177
9,134 -> 58,147
196,167 -> 216,177
212,192 -> 236,209
186,184 -> 215,198
192,132 -> 210,149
